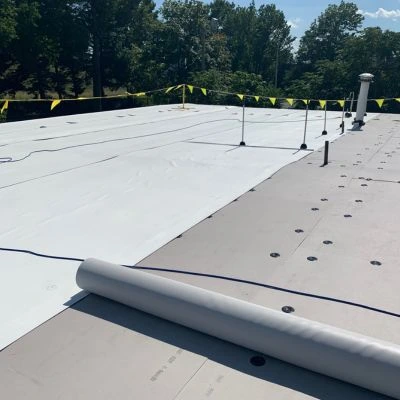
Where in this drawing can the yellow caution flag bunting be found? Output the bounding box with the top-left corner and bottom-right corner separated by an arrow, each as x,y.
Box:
175,84 -> 183,90
254,96 -> 260,102
134,92 -> 146,97
237,94 -> 244,101
50,99 -> 62,111
201,88 -> 207,96
302,99 -> 309,106
269,97 -> 277,106
286,98 -> 294,106
395,98 -> 400,103
187,85 -> 194,94
319,100 -> 326,109
1,100 -> 9,114
375,99 -> 384,108
165,86 -> 175,94
337,100 -> 345,108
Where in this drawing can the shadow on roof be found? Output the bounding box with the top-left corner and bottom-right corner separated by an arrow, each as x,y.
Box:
72,294 -> 391,400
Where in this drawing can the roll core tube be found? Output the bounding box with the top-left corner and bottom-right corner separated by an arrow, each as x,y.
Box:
76,258 -> 400,399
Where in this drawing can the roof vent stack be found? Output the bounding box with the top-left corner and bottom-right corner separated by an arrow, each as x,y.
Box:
352,73 -> 374,129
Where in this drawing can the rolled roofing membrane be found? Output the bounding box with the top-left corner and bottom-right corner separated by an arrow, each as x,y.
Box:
77,258 -> 400,399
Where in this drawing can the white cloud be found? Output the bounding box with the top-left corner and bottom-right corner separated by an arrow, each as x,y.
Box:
288,18 -> 301,29
359,7 -> 400,19
292,38 -> 300,53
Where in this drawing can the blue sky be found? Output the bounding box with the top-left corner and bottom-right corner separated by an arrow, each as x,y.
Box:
258,0 -> 400,50
261,1 -> 400,39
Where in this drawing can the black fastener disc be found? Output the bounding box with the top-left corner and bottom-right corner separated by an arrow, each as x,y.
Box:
370,261 -> 382,266
250,355 -> 266,366
281,306 -> 295,313
270,252 -> 280,258
311,207 -> 319,211
323,240 -> 333,245
307,256 -> 318,261
295,229 -> 304,233
355,200 -> 363,203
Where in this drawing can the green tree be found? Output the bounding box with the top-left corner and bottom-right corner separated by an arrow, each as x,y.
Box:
12,0 -> 52,98
340,28 -> 400,98
0,0 -> 18,94
297,1 -> 363,65
110,0 -> 163,91
74,0 -> 142,97
9,1 -> 90,98
0,0 -> 17,46
222,2 -> 257,72
161,0 -> 217,82
253,4 -> 294,85
211,1 -> 294,85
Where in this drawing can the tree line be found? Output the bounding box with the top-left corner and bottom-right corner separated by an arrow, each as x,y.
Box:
1,0 -> 399,107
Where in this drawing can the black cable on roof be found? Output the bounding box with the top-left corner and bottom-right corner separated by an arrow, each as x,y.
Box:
1,246 -> 399,319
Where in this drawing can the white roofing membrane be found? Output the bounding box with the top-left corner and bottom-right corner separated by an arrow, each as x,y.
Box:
0,104 -> 376,349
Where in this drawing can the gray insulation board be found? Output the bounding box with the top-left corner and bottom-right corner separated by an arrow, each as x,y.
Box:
77,258 -> 400,400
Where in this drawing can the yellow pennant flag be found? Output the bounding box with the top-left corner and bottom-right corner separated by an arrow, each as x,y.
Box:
254,96 -> 260,102
302,99 -> 309,106
175,84 -> 183,90
319,100 -> 326,109
134,92 -> 146,97
286,98 -> 294,106
187,85 -> 194,94
1,100 -> 9,114
201,88 -> 207,96
269,97 -> 277,106
237,94 -> 244,101
165,86 -> 175,94
337,100 -> 345,108
375,99 -> 384,108
395,98 -> 400,103
50,99 -> 62,111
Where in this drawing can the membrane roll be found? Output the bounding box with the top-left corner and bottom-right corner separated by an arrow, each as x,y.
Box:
77,258 -> 400,399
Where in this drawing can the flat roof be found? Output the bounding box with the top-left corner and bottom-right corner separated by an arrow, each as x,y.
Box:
1,106 -> 398,399
0,103 -> 364,349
